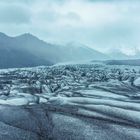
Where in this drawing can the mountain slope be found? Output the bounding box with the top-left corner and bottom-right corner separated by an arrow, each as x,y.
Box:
15,34 -> 109,62
0,33 -> 53,68
0,47 -> 50,68
62,42 -> 109,61
0,32 -> 109,68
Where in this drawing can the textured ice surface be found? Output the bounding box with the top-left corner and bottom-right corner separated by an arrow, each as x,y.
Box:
0,64 -> 140,139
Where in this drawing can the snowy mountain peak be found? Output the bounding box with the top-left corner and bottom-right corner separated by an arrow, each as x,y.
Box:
107,47 -> 140,60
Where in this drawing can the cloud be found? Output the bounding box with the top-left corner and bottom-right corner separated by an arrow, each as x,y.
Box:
0,0 -> 140,53
0,3 -> 30,24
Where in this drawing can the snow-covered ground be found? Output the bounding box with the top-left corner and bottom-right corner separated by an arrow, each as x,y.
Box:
0,63 -> 140,139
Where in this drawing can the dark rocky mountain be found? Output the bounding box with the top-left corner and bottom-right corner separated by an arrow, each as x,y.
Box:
0,33 -> 52,68
0,32 -> 109,68
61,42 -> 109,61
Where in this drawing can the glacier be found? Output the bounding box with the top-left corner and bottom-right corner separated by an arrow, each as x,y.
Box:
0,63 -> 140,139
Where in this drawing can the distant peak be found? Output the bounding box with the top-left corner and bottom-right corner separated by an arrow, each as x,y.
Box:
0,32 -> 37,39
16,33 -> 40,40
18,33 -> 35,37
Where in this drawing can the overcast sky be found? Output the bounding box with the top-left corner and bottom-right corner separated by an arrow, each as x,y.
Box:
0,0 -> 140,54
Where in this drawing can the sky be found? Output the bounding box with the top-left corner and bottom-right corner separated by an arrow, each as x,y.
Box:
0,0 -> 140,54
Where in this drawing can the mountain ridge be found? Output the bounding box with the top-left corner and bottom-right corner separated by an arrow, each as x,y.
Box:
0,32 -> 109,68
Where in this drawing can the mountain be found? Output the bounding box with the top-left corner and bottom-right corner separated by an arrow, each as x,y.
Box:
14,34 -> 109,62
62,42 -> 109,61
0,33 -> 53,68
0,32 -> 109,68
